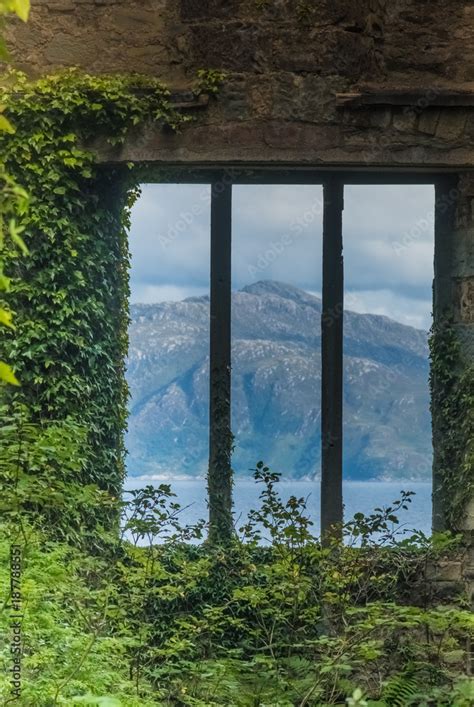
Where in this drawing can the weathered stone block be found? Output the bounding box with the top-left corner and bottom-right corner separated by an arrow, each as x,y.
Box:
453,278 -> 474,324
272,33 -> 325,73
218,77 -> 249,120
46,1 -> 76,11
45,33 -> 97,65
342,110 -> 373,130
189,22 -> 272,72
111,8 -> 161,29
454,173 -> 474,230
436,110 -> 469,141
273,27 -> 375,79
392,108 -> 418,133
247,77 -> 273,118
180,0 -> 242,22
271,74 -> 340,123
370,108 -> 392,129
417,109 -> 440,135
263,122 -> 338,151
426,561 -> 464,582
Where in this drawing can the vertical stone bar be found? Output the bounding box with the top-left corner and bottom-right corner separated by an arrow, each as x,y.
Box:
432,176 -> 456,532
432,175 -> 474,537
321,178 -> 344,543
208,179 -> 233,544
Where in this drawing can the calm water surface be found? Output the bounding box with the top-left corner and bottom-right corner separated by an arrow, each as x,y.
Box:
124,479 -> 432,538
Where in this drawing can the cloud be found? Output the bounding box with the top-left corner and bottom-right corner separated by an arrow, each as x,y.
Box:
345,290 -> 432,330
343,185 -> 434,301
129,183 -> 210,292
131,284 -> 209,304
129,183 -> 435,329
232,185 -> 324,292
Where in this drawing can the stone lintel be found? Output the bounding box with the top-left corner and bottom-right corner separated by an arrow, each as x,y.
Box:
337,90 -> 474,109
91,120 -> 474,168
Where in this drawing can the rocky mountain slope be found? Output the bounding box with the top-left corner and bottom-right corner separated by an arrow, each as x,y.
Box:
126,281 -> 432,480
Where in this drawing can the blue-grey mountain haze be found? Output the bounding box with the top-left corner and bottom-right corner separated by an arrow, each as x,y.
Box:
126,185 -> 434,487
129,184 -> 434,329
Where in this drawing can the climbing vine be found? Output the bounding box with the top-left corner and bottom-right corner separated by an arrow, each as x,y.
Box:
1,67 -> 472,538
0,0 -> 30,385
430,317 -> 474,532
0,70 -> 191,503
196,68 -> 227,96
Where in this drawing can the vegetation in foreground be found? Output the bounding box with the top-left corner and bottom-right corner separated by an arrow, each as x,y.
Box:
0,3 -> 472,706
0,418 -> 473,706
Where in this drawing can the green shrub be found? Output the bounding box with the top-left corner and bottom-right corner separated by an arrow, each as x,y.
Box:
1,464 -> 472,705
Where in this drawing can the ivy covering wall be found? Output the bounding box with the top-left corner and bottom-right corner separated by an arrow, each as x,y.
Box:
430,319 -> 474,533
0,71 -> 187,500
0,70 -> 472,537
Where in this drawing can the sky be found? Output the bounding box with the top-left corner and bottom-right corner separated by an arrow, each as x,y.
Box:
128,183 -> 435,330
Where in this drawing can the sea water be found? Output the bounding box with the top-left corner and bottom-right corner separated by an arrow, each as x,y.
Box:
124,478 -> 432,538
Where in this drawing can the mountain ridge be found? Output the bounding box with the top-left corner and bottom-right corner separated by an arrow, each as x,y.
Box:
126,281 -> 432,481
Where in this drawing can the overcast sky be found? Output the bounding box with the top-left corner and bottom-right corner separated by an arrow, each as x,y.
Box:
129,183 -> 435,330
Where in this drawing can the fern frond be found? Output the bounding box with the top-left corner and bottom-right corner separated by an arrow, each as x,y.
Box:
382,672 -> 420,707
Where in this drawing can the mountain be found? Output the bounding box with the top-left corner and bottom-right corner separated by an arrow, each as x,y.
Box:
126,281 -> 432,481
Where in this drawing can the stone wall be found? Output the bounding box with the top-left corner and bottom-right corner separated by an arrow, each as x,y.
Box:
5,1 -> 474,168
4,1 -> 474,538
7,1 -> 474,86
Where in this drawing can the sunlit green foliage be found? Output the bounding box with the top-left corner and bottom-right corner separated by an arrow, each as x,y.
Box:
0,70 -> 188,500
0,405 -> 118,544
0,1 -> 29,23
1,461 -> 472,705
0,14 -> 471,705
0,0 -> 30,385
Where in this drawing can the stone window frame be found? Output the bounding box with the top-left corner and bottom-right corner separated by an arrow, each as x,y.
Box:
136,166 -> 450,542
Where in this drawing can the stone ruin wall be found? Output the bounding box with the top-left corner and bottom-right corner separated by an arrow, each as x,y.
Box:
5,0 -> 474,167
5,0 -> 474,600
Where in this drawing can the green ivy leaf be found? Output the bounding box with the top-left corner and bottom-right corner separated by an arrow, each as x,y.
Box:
0,306 -> 14,328
67,696 -> 121,706
0,360 -> 19,384
0,112 -> 15,133
1,0 -> 30,21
